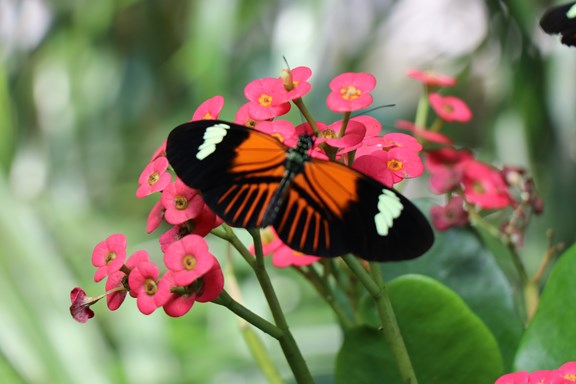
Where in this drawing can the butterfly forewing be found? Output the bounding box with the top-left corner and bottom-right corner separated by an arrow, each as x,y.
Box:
540,2 -> 576,47
167,120 -> 288,228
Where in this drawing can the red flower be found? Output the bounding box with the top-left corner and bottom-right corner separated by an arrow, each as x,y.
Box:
255,120 -> 299,147
125,250 -> 151,297
326,72 -> 376,112
430,196 -> 468,231
159,205 -> 221,252
395,120 -> 453,144
353,148 -> 424,187
128,261 -> 165,315
136,157 -> 172,198
91,233 -> 127,282
161,179 -> 204,225
429,93 -> 472,122
425,147 -> 474,194
195,263 -> 224,302
157,272 -> 197,317
272,243 -> 321,267
164,235 -> 218,286
358,132 -> 423,156
244,78 -> 291,120
461,161 -> 512,209
70,287 -> 96,323
190,95 -> 224,121
406,69 -> 456,87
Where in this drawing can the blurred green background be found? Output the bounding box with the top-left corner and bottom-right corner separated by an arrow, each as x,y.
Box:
1,0 -> 575,383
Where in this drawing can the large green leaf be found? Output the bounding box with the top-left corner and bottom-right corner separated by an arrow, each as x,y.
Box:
336,275 -> 503,384
514,243 -> 576,370
337,274 -> 503,384
379,225 -> 523,369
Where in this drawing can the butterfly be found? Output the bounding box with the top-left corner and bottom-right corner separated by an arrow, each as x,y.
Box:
166,120 -> 434,262
540,1 -> 576,47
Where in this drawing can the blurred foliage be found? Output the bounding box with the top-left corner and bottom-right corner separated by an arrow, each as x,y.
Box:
1,0 -> 575,383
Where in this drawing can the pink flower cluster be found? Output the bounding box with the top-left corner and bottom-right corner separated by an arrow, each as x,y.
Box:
70,232 -> 223,322
71,66 -> 433,320
404,70 -> 542,237
495,362 -> 576,383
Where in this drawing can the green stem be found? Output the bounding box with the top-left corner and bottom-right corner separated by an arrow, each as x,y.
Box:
343,256 -> 418,384
249,229 -> 314,384
414,88 -> 429,129
213,290 -> 283,339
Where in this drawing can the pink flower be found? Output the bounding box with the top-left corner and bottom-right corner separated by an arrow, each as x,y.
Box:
158,272 -> 197,317
136,157 -> 172,198
190,95 -> 224,121
244,78 -> 291,120
406,69 -> 456,87
395,120 -> 453,144
146,200 -> 165,234
429,93 -> 472,122
234,103 -> 259,128
358,132 -> 423,156
70,287 -> 96,323
316,120 -> 366,150
529,370 -> 569,384
495,371 -> 530,384
275,66 -> 313,103
353,148 -> 424,187
128,261 -> 165,315
255,120 -> 299,147
161,179 -> 204,225
164,235 -> 218,286
425,147 -> 474,194
250,227 -> 284,255
159,205 -> 221,252
271,243 -> 321,268
461,161 -> 512,209
105,270 -> 127,310
195,263 -> 224,302
430,196 -> 468,231
125,250 -> 151,297
559,362 -> 576,381
91,234 -> 127,282
351,115 -> 382,138
326,72 -> 376,112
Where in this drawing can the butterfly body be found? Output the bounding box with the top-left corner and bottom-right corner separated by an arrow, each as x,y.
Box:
166,120 -> 434,262
540,2 -> 576,47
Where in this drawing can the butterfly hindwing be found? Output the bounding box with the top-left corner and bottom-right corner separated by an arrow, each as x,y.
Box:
271,159 -> 433,261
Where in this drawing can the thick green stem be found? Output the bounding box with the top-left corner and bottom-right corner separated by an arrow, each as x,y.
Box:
249,229 -> 314,384
343,256 -> 418,384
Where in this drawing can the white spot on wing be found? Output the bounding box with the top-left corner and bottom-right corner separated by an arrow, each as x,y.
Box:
196,123 -> 230,160
374,189 -> 403,236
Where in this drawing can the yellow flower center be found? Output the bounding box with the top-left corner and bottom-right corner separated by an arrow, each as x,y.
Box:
175,195 -> 189,210
271,133 -> 284,143
442,104 -> 454,113
105,251 -> 116,265
340,85 -> 361,100
564,374 -> 576,381
258,94 -> 273,107
144,278 -> 158,295
321,129 -> 337,139
387,159 -> 403,171
202,112 -> 213,119
148,171 -> 160,186
182,254 -> 197,270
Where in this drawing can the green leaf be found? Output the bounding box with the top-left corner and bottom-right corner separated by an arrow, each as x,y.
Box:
378,226 -> 523,369
337,274 -> 503,384
514,243 -> 576,370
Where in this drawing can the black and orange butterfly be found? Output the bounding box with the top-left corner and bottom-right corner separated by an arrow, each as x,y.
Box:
166,120 -> 434,262
540,2 -> 576,47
